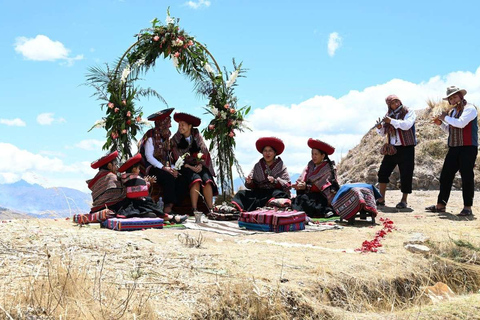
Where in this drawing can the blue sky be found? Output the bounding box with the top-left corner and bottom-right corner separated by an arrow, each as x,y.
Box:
1,0 -> 480,193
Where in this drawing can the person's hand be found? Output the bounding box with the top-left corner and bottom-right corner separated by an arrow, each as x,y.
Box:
193,164 -> 202,173
375,117 -> 383,129
383,116 -> 392,124
432,117 -> 442,125
162,166 -> 176,176
245,176 -> 252,184
145,175 -> 157,184
170,168 -> 179,178
267,175 -> 276,184
439,111 -> 447,121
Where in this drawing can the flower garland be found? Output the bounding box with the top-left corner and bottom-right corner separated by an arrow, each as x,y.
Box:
86,9 -> 250,194
355,217 -> 396,253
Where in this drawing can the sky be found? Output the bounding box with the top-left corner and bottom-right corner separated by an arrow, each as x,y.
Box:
1,0 -> 480,193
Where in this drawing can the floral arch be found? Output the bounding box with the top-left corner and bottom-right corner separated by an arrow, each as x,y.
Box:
86,10 -> 250,196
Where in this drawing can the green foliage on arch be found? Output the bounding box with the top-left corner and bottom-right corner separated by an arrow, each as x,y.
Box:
86,10 -> 250,195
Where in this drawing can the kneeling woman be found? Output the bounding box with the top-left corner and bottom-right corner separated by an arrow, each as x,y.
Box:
232,137 -> 291,212
171,112 -> 218,213
292,139 -> 339,217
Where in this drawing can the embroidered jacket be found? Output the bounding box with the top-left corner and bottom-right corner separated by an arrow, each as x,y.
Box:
120,173 -> 150,199
441,103 -> 478,147
246,157 -> 291,195
377,106 -> 417,146
87,169 -> 126,211
297,160 -> 337,204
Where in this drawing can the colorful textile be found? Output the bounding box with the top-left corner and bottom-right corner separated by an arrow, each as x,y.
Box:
73,209 -> 115,225
238,220 -> 305,233
87,170 -> 126,212
381,106 -> 416,146
332,183 -> 380,220
239,209 -> 306,226
245,157 -> 291,193
448,104 -> 478,147
266,198 -> 291,208
297,160 -> 337,204
102,217 -> 164,231
120,173 -> 149,198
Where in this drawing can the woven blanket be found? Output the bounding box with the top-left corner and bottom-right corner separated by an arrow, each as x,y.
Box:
332,187 -> 378,220
239,209 -> 306,226
73,209 -> 115,225
102,217 -> 164,231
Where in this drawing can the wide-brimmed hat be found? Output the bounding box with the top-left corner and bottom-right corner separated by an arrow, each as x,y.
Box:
307,138 -> 335,155
91,151 -> 118,169
147,108 -> 174,121
173,112 -> 201,127
385,94 -> 402,106
443,86 -> 467,100
118,153 -> 143,173
255,137 -> 285,155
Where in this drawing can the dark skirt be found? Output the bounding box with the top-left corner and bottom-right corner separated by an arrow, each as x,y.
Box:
231,188 -> 290,212
176,167 -> 218,204
291,192 -> 335,218
116,197 -> 163,218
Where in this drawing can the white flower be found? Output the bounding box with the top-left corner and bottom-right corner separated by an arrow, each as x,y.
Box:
219,111 -> 227,120
204,63 -> 214,74
197,152 -> 204,160
174,152 -> 190,170
166,16 -> 175,25
211,108 -> 219,117
226,70 -> 239,88
93,119 -> 106,128
134,59 -> 145,67
139,119 -> 153,128
172,56 -> 179,68
172,38 -> 183,47
120,65 -> 131,84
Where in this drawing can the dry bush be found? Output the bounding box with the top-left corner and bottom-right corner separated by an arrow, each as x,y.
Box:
177,232 -> 205,248
2,255 -> 156,320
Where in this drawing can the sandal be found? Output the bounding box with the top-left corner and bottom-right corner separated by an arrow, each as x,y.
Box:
457,209 -> 473,217
173,214 -> 188,223
395,202 -> 408,209
425,205 -> 446,213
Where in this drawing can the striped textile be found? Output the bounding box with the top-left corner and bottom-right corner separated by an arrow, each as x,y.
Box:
73,209 -> 115,225
102,217 -> 164,231
238,209 -> 306,231
245,157 -> 291,193
332,186 -> 378,220
448,104 -> 478,147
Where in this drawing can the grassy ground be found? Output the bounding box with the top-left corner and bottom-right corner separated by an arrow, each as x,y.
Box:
0,190 -> 479,319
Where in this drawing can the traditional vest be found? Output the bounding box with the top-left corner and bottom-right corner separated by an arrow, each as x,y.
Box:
448,105 -> 478,147
140,129 -> 171,168
121,173 -> 149,198
387,107 -> 416,146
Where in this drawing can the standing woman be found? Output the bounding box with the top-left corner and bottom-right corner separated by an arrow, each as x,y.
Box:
291,139 -> 338,217
171,112 -> 218,213
375,94 -> 416,209
426,86 -> 478,216
232,137 -> 291,212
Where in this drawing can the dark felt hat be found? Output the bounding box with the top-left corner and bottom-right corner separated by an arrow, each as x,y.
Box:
91,151 -> 118,169
118,153 -> 143,173
147,108 -> 174,121
173,112 -> 201,127
255,137 -> 285,155
307,138 -> 335,155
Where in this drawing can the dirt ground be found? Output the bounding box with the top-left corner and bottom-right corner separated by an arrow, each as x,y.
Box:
1,190 -> 479,319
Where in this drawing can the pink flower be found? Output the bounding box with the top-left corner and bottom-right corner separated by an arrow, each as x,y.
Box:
174,52 -> 180,58
111,131 -> 119,139
126,111 -> 131,117
188,40 -> 194,46
126,120 -> 131,125
228,131 -> 235,138
122,129 -> 127,134
107,102 -> 114,109
224,104 -> 229,109
230,108 -> 236,114
114,108 -> 119,113
153,35 -> 160,42
208,124 -> 215,130
227,119 -> 233,127
122,100 -> 126,105
136,116 -> 142,122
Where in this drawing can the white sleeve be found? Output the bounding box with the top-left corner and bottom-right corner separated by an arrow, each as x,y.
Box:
144,137 -> 164,169
376,127 -> 386,136
440,122 -> 449,133
444,105 -> 478,129
390,109 -> 416,131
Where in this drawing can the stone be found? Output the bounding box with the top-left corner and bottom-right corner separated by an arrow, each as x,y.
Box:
405,244 -> 430,253
404,233 -> 429,245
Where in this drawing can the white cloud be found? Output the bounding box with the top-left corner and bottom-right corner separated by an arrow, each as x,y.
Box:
327,32 -> 342,57
75,139 -> 105,151
234,67 -> 480,177
14,35 -> 84,65
186,0 -> 211,9
0,118 -> 26,126
37,113 -> 65,125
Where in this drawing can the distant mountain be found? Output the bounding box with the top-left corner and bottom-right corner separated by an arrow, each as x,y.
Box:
0,180 -> 91,218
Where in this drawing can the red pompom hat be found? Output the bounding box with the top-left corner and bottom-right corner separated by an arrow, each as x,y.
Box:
91,151 -> 118,169
173,112 -> 201,127
255,137 -> 285,155
118,153 -> 143,173
307,138 -> 335,155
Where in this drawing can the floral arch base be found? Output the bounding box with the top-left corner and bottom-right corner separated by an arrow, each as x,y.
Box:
86,10 -> 250,196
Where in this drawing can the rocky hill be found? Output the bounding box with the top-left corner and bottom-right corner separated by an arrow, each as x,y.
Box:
337,102 -> 480,190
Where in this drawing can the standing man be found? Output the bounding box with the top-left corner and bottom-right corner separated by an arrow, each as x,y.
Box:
375,94 -> 417,209
426,86 -> 478,216
141,108 -> 187,223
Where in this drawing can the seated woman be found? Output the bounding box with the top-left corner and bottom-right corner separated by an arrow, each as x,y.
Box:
87,151 -> 127,213
118,153 -> 188,223
171,112 -> 218,214
292,138 -> 381,222
291,139 -> 338,218
232,137 -> 291,212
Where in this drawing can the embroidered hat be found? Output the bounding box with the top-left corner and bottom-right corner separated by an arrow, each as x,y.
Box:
307,138 -> 335,155
173,112 -> 201,127
118,153 -> 143,173
255,137 -> 285,155
385,94 -> 402,106
91,151 -> 118,169
147,108 -> 174,121
443,86 -> 467,100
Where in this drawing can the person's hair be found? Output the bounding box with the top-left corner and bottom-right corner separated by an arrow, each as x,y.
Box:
178,132 -> 200,153
325,155 -> 340,191
99,160 -> 116,171
126,163 -> 141,174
